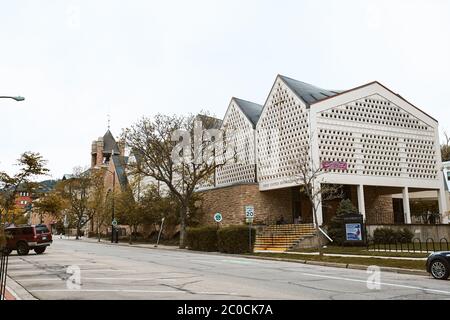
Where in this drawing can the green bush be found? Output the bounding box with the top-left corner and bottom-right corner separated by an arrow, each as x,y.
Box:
373,228 -> 414,243
217,225 -> 255,254
398,228 -> 414,243
186,226 -> 218,252
327,199 -> 359,246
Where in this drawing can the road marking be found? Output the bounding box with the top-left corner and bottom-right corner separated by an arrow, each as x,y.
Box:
301,273 -> 450,295
29,289 -> 186,294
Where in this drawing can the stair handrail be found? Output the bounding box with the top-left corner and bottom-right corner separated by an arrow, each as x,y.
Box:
318,227 -> 333,243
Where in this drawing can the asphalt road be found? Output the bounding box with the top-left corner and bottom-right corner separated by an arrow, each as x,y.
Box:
6,238 -> 450,300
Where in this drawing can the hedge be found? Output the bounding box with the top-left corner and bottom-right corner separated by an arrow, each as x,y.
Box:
186,226 -> 218,252
373,227 -> 414,243
217,225 -> 255,254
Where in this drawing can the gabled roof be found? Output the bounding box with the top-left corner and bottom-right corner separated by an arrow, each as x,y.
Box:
195,114 -> 223,130
103,130 -> 120,155
232,98 -> 263,128
112,155 -> 129,189
279,75 -> 343,107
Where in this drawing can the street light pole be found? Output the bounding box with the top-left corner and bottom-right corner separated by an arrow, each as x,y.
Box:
0,96 -> 25,102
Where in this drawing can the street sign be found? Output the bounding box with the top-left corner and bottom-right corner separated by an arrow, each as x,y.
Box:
245,206 -> 254,218
245,206 -> 254,223
112,219 -> 118,227
214,212 -> 223,223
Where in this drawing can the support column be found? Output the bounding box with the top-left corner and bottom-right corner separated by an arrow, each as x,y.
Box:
357,184 -> 366,222
402,187 -> 411,224
438,187 -> 449,224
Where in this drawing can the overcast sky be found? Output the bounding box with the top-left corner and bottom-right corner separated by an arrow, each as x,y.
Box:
1,0 -> 449,179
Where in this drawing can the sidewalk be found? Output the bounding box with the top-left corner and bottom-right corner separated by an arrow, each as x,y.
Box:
62,236 -> 180,251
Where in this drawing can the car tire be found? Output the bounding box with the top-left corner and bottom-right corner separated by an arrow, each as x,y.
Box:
17,242 -> 30,256
430,259 -> 450,280
34,247 -> 46,255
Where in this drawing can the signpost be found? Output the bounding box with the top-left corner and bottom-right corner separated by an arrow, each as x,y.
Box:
245,206 -> 255,252
155,217 -> 165,248
214,212 -> 223,223
112,219 -> 118,243
63,215 -> 69,239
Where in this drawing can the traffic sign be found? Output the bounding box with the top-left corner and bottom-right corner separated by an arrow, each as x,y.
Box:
214,212 -> 223,223
245,206 -> 254,218
112,219 -> 118,227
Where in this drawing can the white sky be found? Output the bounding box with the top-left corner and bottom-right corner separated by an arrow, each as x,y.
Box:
1,0 -> 449,179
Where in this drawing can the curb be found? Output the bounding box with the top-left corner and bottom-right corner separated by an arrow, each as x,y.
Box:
5,276 -> 38,300
237,255 -> 429,276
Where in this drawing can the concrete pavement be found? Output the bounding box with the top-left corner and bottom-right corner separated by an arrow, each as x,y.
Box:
5,238 -> 450,300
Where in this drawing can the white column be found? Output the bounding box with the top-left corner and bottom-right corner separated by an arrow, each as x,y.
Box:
402,187 -> 412,224
357,184 -> 366,221
313,181 -> 323,227
438,187 -> 449,224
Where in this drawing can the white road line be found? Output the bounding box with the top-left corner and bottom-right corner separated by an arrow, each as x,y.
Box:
18,278 -> 63,282
9,269 -> 135,275
17,277 -> 177,282
301,273 -> 450,295
29,289 -> 186,294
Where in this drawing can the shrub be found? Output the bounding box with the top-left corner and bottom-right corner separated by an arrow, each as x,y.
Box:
217,225 -> 255,254
373,227 -> 414,243
186,226 -> 218,252
327,199 -> 359,246
397,228 -> 414,243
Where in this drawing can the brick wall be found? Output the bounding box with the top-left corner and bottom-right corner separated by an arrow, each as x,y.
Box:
198,184 -> 292,226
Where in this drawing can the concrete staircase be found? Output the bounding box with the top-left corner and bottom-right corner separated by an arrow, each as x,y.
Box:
254,224 -> 317,253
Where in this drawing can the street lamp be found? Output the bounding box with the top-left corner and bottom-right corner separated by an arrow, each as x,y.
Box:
0,96 -> 25,102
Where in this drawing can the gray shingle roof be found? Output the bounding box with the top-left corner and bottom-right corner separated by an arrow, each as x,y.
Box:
279,75 -> 343,107
103,130 -> 120,155
233,98 -> 263,128
112,155 -> 129,189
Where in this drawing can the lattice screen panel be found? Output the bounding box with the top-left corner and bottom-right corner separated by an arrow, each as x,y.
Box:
317,94 -> 438,180
257,80 -> 310,184
215,102 -> 257,186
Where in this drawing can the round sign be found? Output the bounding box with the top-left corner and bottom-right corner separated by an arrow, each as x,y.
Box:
214,213 -> 223,223
112,219 -> 118,227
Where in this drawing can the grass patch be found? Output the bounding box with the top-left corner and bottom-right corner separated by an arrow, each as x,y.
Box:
252,253 -> 427,271
292,245 -> 430,258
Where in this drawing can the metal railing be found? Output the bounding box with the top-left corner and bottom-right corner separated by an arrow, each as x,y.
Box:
366,237 -> 450,253
0,246 -> 9,300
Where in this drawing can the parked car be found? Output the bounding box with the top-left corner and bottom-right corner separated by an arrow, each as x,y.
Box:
426,252 -> 450,280
4,224 -> 53,255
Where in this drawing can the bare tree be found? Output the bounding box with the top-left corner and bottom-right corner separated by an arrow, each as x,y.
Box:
441,131 -> 450,162
286,142 -> 343,255
59,168 -> 105,240
124,113 -> 230,248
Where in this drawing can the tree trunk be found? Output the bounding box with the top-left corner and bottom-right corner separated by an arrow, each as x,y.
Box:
179,205 -> 187,249
76,221 -> 80,240
311,207 -> 323,257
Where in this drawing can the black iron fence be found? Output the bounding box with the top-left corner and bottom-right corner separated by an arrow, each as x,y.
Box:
0,246 -> 9,300
366,237 -> 449,253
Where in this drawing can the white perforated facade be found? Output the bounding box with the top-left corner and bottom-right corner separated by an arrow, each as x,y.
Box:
257,78 -> 311,189
201,75 -> 449,225
215,99 -> 258,186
